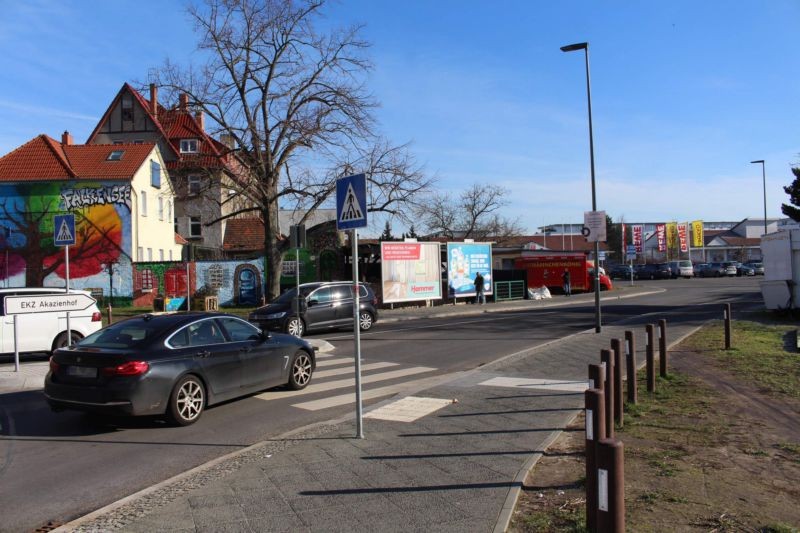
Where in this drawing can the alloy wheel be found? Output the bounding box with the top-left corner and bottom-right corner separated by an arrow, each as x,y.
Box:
291,353 -> 312,388
359,312 -> 373,331
176,379 -> 204,422
286,317 -> 304,337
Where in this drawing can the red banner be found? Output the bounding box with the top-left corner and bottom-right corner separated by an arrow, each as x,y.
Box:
656,224 -> 666,252
632,225 -> 643,254
677,223 -> 688,253
382,243 -> 421,260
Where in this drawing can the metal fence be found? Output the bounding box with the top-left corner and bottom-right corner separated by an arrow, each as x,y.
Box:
493,280 -> 526,301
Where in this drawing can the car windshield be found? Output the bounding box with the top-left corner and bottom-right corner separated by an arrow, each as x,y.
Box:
77,318 -> 163,349
273,285 -> 318,304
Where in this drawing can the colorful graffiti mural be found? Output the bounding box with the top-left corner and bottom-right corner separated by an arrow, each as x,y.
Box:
0,182 -> 131,288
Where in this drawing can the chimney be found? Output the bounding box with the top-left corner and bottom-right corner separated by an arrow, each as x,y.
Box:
195,110 -> 204,131
219,133 -> 235,150
179,93 -> 189,111
61,131 -> 73,146
149,84 -> 158,118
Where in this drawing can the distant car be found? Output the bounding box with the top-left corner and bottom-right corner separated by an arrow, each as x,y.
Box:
735,263 -> 755,276
249,281 -> 379,337
744,261 -> 765,275
721,262 -> 739,277
0,287 -> 103,355
608,264 -> 634,280
668,260 -> 694,279
634,263 -> 671,280
44,312 -> 315,425
699,262 -> 727,277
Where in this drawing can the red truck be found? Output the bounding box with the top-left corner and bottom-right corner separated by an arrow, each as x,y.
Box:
514,251 -> 613,294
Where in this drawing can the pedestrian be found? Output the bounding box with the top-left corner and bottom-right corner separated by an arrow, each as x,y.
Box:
474,272 -> 485,304
562,269 -> 571,297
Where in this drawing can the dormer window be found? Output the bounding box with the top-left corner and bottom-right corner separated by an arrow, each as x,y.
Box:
180,139 -> 198,153
107,150 -> 125,161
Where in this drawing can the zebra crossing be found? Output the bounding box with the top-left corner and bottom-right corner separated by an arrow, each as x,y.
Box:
253,351 -> 438,411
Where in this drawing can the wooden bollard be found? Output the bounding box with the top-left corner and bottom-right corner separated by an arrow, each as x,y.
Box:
585,388 -> 606,533
624,330 -> 637,404
600,349 -> 614,439
596,438 -> 625,533
610,338 -> 623,427
646,324 -> 655,393
106,304 -> 113,325
658,319 -> 668,378
724,303 -> 732,350
589,363 -> 604,391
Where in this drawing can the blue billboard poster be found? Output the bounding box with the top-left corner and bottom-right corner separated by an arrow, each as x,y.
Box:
447,242 -> 493,298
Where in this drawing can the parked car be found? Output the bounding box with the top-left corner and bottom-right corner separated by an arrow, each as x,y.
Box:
734,262 -> 755,276
249,281 -> 379,337
744,261 -> 765,275
668,260 -> 694,279
0,288 -> 103,355
634,263 -> 671,280
721,262 -> 739,277
44,312 -> 315,425
608,264 -> 634,280
698,262 -> 726,277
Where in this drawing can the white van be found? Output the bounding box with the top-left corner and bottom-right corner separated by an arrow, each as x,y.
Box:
0,288 -> 102,354
668,260 -> 694,279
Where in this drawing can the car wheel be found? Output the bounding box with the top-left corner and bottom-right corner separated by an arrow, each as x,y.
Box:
168,375 -> 205,426
288,351 -> 313,390
359,311 -> 374,331
285,316 -> 305,337
52,331 -> 83,352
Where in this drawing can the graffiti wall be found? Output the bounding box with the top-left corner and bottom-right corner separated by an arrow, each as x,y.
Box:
0,181 -> 132,289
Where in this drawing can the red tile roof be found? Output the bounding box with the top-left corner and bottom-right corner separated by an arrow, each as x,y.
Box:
0,135 -> 155,182
223,217 -> 265,251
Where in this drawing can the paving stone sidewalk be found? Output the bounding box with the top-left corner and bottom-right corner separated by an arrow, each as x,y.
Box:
58,309 -> 706,533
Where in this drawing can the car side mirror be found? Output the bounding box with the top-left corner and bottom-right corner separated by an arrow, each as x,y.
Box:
306,298 -> 317,307
259,329 -> 271,341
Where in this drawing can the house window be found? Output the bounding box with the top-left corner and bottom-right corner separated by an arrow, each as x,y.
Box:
159,249 -> 164,261
141,269 -> 154,290
141,191 -> 147,216
167,201 -> 172,221
147,248 -> 152,261
107,150 -> 124,161
180,139 -> 198,153
190,216 -> 202,238
151,160 -> 161,188
188,175 -> 201,195
174,217 -> 178,234
158,197 -> 164,220
137,247 -> 143,261
113,141 -> 124,146
169,250 -> 173,261
133,139 -> 144,144
121,94 -> 133,122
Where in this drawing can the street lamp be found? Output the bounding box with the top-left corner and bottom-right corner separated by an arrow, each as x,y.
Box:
750,160 -> 768,236
561,41 -> 601,333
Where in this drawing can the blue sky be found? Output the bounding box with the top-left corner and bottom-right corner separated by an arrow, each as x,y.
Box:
1,0 -> 798,236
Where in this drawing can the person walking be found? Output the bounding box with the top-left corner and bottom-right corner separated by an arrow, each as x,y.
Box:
562,269 -> 571,297
474,272 -> 486,304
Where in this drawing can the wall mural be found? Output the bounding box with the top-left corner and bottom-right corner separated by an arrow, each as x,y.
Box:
0,181 -> 132,290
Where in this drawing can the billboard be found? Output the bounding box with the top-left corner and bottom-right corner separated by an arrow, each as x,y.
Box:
447,242 -> 493,297
380,242 -> 442,303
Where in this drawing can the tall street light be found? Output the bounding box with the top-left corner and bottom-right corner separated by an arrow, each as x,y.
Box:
750,160 -> 768,236
561,41 -> 601,333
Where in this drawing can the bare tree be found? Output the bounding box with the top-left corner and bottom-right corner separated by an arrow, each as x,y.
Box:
152,0 -> 431,298
416,184 -> 523,240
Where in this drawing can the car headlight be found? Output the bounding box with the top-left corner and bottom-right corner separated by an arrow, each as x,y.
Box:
266,312 -> 286,319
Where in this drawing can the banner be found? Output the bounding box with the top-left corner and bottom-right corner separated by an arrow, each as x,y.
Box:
621,223 -> 626,255
447,242 -> 493,297
656,224 -> 666,252
677,223 -> 689,253
666,222 -> 677,250
381,242 -> 442,303
691,220 -> 704,247
632,225 -> 643,254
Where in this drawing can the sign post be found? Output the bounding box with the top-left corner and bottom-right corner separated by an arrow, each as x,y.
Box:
336,173 -> 368,438
626,245 -> 636,286
54,214 -> 76,347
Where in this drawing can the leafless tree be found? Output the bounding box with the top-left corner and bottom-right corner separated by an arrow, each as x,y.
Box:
152,0 -> 432,298
415,183 -> 524,240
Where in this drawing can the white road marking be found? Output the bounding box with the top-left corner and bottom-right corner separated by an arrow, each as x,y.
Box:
478,376 -> 589,392
254,366 -> 436,402
316,357 -> 356,368
314,362 -> 398,379
364,396 -> 453,422
293,380 -> 438,411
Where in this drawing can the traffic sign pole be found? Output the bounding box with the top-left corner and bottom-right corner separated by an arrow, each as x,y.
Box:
66,243 -> 71,347
352,229 -> 364,439
13,315 -> 19,372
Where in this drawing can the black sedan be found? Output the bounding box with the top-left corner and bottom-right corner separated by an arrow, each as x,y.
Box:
44,312 -> 316,425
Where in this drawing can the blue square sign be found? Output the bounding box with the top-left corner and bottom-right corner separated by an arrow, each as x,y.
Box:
54,214 -> 76,246
336,173 -> 367,230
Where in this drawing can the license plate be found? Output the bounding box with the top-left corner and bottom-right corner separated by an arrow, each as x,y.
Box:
67,366 -> 97,378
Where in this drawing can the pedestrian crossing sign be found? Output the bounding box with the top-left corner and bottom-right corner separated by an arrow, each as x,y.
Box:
54,214 -> 76,246
336,173 -> 367,230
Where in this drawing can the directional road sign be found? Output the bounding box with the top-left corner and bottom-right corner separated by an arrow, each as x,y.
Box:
4,292 -> 96,315
54,214 -> 76,246
336,173 -> 367,231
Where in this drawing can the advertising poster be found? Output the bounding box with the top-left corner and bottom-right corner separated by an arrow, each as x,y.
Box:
447,242 -> 493,297
677,223 -> 689,253
656,224 -> 667,252
691,220 -> 704,247
632,225 -> 643,254
381,242 -> 442,303
666,222 -> 677,250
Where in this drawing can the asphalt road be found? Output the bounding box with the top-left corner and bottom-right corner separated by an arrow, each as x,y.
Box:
0,276 -> 763,531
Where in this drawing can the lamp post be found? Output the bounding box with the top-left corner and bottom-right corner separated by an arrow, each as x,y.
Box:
750,160 -> 768,236
561,41 -> 601,333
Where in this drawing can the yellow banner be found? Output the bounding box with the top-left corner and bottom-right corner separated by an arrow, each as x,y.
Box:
666,222 -> 677,249
691,220 -> 704,247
